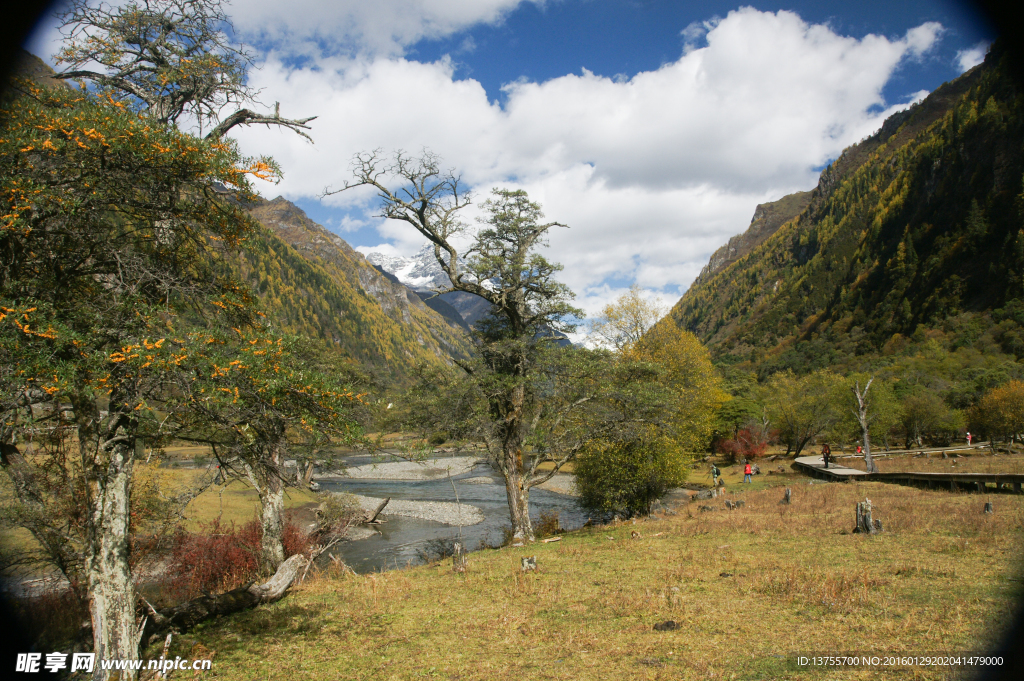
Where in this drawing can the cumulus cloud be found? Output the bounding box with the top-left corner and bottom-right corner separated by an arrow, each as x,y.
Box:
228,0 -> 539,57
956,41 -> 990,72
230,8 -> 943,316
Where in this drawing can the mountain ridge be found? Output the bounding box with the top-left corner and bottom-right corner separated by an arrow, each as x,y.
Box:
669,43 -> 1024,373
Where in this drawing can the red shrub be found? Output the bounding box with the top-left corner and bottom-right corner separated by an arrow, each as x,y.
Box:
167,514 -> 311,601
716,427 -> 774,461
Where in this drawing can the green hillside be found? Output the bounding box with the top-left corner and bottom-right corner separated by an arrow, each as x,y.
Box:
220,197 -> 473,378
670,42 -> 1024,377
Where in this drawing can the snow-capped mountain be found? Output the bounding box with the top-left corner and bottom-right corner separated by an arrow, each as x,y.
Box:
365,244 -> 453,292
365,245 -> 493,328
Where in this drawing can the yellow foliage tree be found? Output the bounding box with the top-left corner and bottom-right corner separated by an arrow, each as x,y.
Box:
629,321 -> 727,452
588,284 -> 665,351
976,380 -> 1024,445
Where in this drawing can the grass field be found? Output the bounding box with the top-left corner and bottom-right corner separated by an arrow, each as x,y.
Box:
162,479 -> 1024,680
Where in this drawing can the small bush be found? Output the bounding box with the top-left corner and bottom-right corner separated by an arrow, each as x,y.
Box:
535,509 -> 561,538
414,537 -> 460,564
313,492 -> 364,541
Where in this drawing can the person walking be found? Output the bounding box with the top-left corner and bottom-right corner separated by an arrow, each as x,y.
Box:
966,431 -> 972,446
822,443 -> 831,469
711,463 -> 720,487
743,461 -> 752,483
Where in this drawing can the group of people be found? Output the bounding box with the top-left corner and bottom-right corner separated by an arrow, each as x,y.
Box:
710,461 -> 757,487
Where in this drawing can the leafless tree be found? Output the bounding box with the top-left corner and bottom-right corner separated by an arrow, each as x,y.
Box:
853,378 -> 879,473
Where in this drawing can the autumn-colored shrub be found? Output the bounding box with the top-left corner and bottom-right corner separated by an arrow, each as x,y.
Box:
167,515 -> 312,601
716,426 -> 772,461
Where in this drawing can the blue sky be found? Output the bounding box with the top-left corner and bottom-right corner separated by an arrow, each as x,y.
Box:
408,1 -> 991,106
28,1 -> 996,319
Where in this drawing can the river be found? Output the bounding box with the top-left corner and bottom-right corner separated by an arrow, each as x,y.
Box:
319,457 -> 588,573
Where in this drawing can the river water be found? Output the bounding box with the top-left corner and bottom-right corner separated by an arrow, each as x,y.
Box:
319,459 -> 588,573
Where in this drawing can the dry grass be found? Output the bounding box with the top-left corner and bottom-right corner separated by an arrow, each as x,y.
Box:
169,481 -> 1024,680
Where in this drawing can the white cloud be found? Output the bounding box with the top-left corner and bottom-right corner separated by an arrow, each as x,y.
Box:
231,8 -> 943,318
27,5 -> 947,321
955,41 -> 990,73
228,0 -> 540,57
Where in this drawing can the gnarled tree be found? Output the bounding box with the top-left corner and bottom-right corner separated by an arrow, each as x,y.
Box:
0,78 -> 267,673
54,0 -> 314,140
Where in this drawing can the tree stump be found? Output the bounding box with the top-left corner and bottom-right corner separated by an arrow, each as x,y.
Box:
984,502 -> 994,514
724,500 -> 735,510
854,499 -> 880,535
735,500 -> 745,508
452,542 -> 468,573
521,556 -> 537,572
781,487 -> 792,505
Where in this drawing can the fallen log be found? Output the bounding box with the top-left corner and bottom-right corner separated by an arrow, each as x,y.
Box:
365,497 -> 391,524
142,554 -> 307,643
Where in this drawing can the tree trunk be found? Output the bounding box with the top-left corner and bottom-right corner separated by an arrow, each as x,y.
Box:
502,455 -> 533,543
258,481 -> 285,572
498,384 -> 534,543
85,455 -> 137,679
245,439 -> 287,573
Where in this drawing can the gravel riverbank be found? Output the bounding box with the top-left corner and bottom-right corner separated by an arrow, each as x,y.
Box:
351,494 -> 485,526
333,456 -> 481,481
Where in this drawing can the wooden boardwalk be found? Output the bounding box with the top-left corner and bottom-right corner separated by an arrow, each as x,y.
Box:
792,455 -> 1024,493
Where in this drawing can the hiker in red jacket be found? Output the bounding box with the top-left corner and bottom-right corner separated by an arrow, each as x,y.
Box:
743,461 -> 752,483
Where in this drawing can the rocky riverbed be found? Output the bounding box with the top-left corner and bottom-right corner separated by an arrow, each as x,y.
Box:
350,494 -> 485,526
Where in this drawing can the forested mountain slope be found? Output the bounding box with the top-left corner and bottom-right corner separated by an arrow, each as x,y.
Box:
670,43 -> 1024,375
222,197 -> 473,376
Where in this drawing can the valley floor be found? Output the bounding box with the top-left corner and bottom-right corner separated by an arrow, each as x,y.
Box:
168,479 -> 1024,680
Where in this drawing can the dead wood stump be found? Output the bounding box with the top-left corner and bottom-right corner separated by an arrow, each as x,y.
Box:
452,541 -> 468,573
854,499 -> 881,535
521,556 -> 537,572
735,500 -> 745,508
724,500 -> 735,510
781,487 -> 792,505
984,502 -> 994,514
